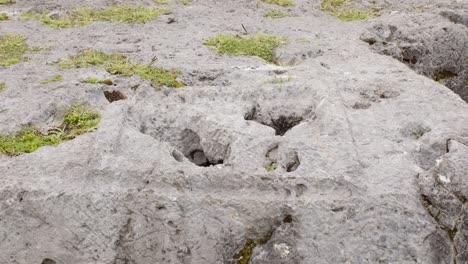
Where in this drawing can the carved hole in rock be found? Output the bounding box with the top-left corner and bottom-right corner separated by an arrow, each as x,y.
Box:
294,184 -> 307,197
41,259 -> 56,264
284,151 -> 300,172
283,214 -> 293,224
104,90 -> 127,103
245,107 -> 304,136
178,129 -> 224,167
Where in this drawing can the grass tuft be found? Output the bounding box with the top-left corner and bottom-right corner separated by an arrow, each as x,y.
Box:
259,0 -> 295,7
264,10 -> 295,18
0,34 -> 29,67
41,74 -> 63,84
204,34 -> 289,63
21,6 -> 170,28
58,49 -> 184,88
0,13 -> 8,20
321,0 -> 379,21
0,82 -> 5,92
63,103 -> 101,139
0,103 -> 101,156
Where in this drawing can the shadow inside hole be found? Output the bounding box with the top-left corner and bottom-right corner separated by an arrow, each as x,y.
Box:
188,149 -> 223,167
271,115 -> 303,136
177,129 -> 225,167
245,107 -> 304,136
104,90 -> 127,103
41,259 -> 56,264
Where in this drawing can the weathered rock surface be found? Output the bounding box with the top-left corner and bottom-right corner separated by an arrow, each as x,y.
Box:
0,0 -> 467,264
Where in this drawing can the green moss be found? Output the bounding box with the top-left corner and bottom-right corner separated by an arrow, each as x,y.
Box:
204,34 -> 289,63
0,103 -> 100,156
63,103 -> 101,138
321,0 -> 347,9
0,13 -> 9,20
0,127 -> 62,156
153,0 -> 168,3
235,239 -> 256,264
0,82 -> 5,92
0,0 -> 15,4
57,49 -> 184,88
177,0 -> 192,5
447,227 -> 457,241
259,0 -> 295,7
265,162 -> 277,172
234,232 -> 273,264
321,0 -> 379,21
0,34 -> 29,67
264,10 -> 295,18
83,77 -> 113,85
21,6 -> 170,28
40,74 -> 63,84
331,8 -> 378,21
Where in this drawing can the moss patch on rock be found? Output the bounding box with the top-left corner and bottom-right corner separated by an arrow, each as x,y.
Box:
40,74 -> 63,84
0,34 -> 29,67
83,77 -> 113,85
264,10 -> 295,18
21,6 -> 170,28
0,0 -> 15,4
260,0 -> 295,7
57,49 -> 184,88
204,34 -> 289,63
0,82 -> 5,92
0,103 -> 101,156
321,0 -> 379,21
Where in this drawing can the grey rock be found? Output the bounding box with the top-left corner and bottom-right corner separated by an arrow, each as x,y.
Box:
0,0 -> 467,264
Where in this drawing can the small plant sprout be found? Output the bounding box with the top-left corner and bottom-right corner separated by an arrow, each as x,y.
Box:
57,49 -> 184,88
259,0 -> 295,7
0,34 -> 29,67
40,74 -> 63,84
204,34 -> 289,63
0,103 -> 101,156
21,6 -> 171,28
265,162 -> 277,171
